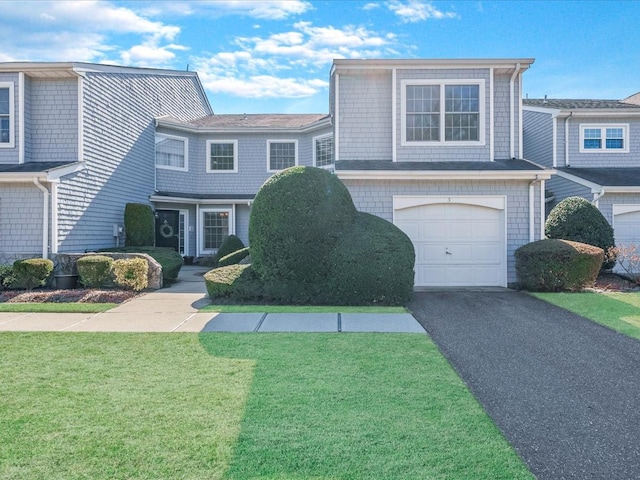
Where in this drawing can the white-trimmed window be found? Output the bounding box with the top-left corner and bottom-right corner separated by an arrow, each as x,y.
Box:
155,133 -> 188,171
401,79 -> 485,146
313,134 -> 334,167
580,124 -> 629,153
0,83 -> 15,147
200,208 -> 233,253
206,140 -> 238,173
267,140 -> 297,171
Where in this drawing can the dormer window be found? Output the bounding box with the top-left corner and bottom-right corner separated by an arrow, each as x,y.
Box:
0,83 -> 14,147
401,79 -> 485,146
580,124 -> 628,153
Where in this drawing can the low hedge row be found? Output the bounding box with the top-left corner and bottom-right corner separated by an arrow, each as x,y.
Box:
98,246 -> 183,282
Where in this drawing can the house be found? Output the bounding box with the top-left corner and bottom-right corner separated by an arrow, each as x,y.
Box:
0,62 -> 213,264
0,58 -> 553,289
523,94 -> 640,249
331,59 -> 551,287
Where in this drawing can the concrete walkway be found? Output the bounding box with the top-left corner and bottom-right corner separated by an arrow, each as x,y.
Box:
0,265 -> 424,333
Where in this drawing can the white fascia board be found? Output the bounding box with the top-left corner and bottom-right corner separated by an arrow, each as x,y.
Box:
554,169 -> 603,192
150,195 -> 253,205
0,173 -> 49,182
46,162 -> 87,180
155,117 -> 331,134
556,110 -> 640,118
336,169 -> 553,181
332,58 -> 535,71
601,187 -> 640,193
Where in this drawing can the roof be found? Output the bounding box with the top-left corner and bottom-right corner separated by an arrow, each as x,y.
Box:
558,167 -> 640,187
332,58 -> 535,71
0,61 -> 202,79
0,161 -> 77,173
189,114 -> 329,129
524,99 -> 640,110
153,192 -> 255,200
335,159 -> 546,172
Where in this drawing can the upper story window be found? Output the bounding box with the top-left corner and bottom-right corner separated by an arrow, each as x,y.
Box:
314,134 -> 334,167
207,140 -> 238,173
268,140 -> 297,171
0,83 -> 15,147
401,79 -> 485,146
580,124 -> 629,153
155,134 -> 188,171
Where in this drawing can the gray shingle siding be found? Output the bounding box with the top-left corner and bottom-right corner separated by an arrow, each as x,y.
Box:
523,109 -> 554,167
0,183 -> 43,256
598,193 -> 640,225
566,117 -> 640,168
342,178 -> 539,284
57,72 -> 211,253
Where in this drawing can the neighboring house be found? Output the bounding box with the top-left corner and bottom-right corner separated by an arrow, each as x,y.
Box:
0,62 -> 213,263
523,94 -> 640,249
332,59 -> 551,287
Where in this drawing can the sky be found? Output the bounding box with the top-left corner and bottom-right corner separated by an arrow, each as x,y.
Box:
1,0 -> 638,114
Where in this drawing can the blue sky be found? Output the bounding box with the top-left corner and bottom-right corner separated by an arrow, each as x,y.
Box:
1,0 -> 638,114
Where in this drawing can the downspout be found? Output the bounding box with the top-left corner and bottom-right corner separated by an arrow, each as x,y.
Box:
33,178 -> 49,259
19,72 -> 25,164
529,175 -> 540,242
564,113 -> 573,167
509,63 -> 520,159
540,179 -> 546,239
552,117 -> 558,168
50,182 -> 58,254
592,189 -> 605,208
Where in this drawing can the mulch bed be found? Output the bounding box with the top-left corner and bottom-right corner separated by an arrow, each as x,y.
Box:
0,289 -> 141,304
591,272 -> 639,292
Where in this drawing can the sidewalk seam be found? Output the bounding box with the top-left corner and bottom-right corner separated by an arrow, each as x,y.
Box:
170,312 -> 198,332
254,313 -> 268,332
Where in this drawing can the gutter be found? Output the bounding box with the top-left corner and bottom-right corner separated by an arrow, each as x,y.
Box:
33,178 -> 49,259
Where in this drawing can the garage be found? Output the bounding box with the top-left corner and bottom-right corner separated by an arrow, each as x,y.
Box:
394,196 -> 506,287
613,205 -> 640,247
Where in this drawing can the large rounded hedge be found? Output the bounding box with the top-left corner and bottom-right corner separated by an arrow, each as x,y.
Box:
545,196 -> 616,269
249,166 -> 357,302
124,203 -> 155,247
515,239 -> 603,291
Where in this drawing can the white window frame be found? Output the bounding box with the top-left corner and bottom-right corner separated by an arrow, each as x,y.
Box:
0,82 -> 15,148
155,133 -> 188,171
199,207 -> 234,255
579,124 -> 629,153
267,139 -> 298,172
206,139 -> 239,173
313,133 -> 334,168
400,79 -> 486,147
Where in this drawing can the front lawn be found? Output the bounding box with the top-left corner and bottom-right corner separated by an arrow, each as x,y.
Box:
0,332 -> 532,480
531,291 -> 640,340
0,303 -> 116,313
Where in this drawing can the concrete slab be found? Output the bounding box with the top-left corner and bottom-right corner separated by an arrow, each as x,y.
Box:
63,312 -> 195,332
200,313 -> 264,332
259,313 -> 337,332
109,293 -> 206,313
0,312 -> 29,325
0,313 -> 97,331
172,312 -> 222,332
341,313 -> 425,333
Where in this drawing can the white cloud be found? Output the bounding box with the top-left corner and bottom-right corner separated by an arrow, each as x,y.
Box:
387,0 -> 457,23
199,73 -> 328,99
363,3 -> 381,10
175,0 -> 312,20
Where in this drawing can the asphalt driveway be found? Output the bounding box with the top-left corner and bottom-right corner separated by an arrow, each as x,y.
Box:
409,290 -> 640,480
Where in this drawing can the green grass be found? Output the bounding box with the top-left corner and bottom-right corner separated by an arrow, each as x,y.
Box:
531,291 -> 640,340
201,334 -> 532,479
0,303 -> 117,313
200,304 -> 408,313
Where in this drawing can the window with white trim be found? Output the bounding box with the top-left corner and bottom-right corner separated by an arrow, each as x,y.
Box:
580,124 -> 629,153
314,134 -> 334,167
401,80 -> 485,146
268,140 -> 297,171
0,83 -> 15,147
155,134 -> 188,170
207,140 -> 238,172
200,209 -> 232,252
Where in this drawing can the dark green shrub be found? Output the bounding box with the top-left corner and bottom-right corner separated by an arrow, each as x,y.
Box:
12,258 -> 54,290
515,239 -> 604,291
77,255 -> 114,288
97,247 -> 183,282
124,203 -> 155,247
249,166 -> 357,302
204,264 -> 264,300
215,235 -> 245,263
0,264 -> 14,290
112,258 -> 148,291
325,213 -> 415,305
218,247 -> 250,267
545,196 -> 616,269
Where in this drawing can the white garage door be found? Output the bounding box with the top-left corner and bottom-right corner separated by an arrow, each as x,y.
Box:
394,196 -> 506,287
613,205 -> 640,247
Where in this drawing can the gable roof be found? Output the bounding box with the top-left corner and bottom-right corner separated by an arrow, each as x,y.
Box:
156,113 -> 330,133
557,167 -> 640,188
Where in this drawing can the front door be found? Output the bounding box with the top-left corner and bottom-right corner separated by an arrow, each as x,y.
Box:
155,210 -> 179,251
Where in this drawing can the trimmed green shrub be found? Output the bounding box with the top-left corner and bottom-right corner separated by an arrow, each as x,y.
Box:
325,212 -> 415,305
112,258 -> 148,291
124,203 -> 155,247
218,247 -> 250,267
77,255 -> 114,288
12,258 -> 54,290
204,264 -> 263,300
97,247 -> 183,282
545,196 -> 616,269
249,166 -> 357,302
215,235 -> 245,262
515,239 -> 604,291
0,264 -> 14,290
